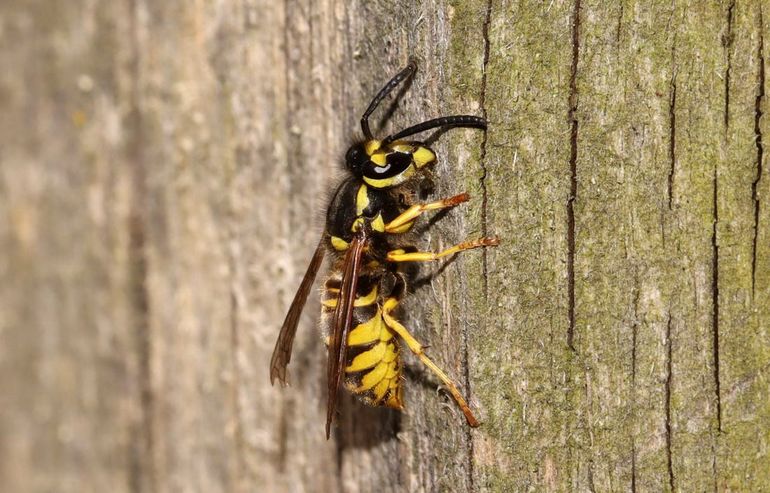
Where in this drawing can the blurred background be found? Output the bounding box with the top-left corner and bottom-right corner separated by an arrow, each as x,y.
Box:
1,1 -> 769,492
0,1 -> 491,491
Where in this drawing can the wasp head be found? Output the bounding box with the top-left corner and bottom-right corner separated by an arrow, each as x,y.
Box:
345,139 -> 435,189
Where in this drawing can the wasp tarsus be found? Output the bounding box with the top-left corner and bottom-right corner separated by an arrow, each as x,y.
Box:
270,59 -> 498,439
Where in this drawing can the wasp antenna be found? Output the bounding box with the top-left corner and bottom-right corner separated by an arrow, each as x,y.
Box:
360,58 -> 419,140
382,115 -> 487,145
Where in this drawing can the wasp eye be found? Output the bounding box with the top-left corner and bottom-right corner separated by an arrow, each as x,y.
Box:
345,144 -> 369,176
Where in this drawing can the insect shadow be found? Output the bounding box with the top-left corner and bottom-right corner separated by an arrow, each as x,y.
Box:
333,393 -> 401,450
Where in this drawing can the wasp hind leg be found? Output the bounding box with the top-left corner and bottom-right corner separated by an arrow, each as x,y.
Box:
387,236 -> 499,263
381,298 -> 479,427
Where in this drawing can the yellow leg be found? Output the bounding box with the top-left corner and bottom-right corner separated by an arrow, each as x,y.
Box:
387,236 -> 499,263
381,298 -> 479,427
384,192 -> 470,233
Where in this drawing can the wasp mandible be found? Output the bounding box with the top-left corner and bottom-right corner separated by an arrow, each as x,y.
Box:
270,59 -> 498,438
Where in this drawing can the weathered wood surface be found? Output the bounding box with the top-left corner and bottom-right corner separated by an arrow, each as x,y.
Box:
1,1 -> 768,491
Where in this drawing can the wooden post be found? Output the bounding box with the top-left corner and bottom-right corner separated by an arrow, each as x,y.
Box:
1,1 -> 768,491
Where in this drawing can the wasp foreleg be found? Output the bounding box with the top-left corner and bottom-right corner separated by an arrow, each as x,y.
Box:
384,192 -> 470,233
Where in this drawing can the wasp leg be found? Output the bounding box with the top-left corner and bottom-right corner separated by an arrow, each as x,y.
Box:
384,193 -> 470,233
387,236 -> 499,262
381,298 -> 479,427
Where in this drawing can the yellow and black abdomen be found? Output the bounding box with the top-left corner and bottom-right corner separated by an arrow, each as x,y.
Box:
321,273 -> 404,409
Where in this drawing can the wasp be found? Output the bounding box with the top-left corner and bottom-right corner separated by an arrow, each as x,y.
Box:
270,59 -> 498,438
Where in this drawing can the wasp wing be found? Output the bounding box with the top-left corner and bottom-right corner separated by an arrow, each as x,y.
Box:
325,230 -> 368,439
270,236 -> 327,386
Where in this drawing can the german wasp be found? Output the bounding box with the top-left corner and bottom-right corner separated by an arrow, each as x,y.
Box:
270,59 -> 498,438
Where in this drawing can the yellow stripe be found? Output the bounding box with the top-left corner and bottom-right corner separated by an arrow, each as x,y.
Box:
371,213 -> 385,232
363,165 -> 415,188
322,298 -> 337,308
321,285 -> 378,309
365,140 -> 381,155
385,359 -> 399,379
370,152 -> 387,166
382,343 -> 398,361
391,143 -> 413,153
356,361 -> 388,391
355,184 -> 369,216
372,377 -> 390,401
330,236 -> 349,251
354,285 -> 378,307
348,311 -> 382,346
412,146 -> 435,167
346,341 -> 386,372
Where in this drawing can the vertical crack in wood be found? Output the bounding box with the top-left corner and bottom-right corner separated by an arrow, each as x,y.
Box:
712,140 -> 723,434
567,0 -> 581,352
665,311 -> 675,493
463,2 -> 494,490
127,0 -> 155,490
614,3 -> 624,48
631,437 -> 637,493
587,461 -> 596,493
752,6 -> 765,297
631,277 -> 639,493
667,45 -> 677,211
724,2 -> 735,130
478,0 -> 492,298
710,430 -> 720,493
710,0 -> 735,446
711,3 -> 736,439
632,277 -> 640,386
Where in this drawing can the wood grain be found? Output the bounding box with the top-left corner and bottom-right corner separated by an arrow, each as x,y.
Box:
1,0 -> 768,491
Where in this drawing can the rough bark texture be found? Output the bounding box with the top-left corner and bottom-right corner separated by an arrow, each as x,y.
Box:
1,1 -> 768,492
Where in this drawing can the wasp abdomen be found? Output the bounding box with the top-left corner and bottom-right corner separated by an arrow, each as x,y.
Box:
321,274 -> 404,409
